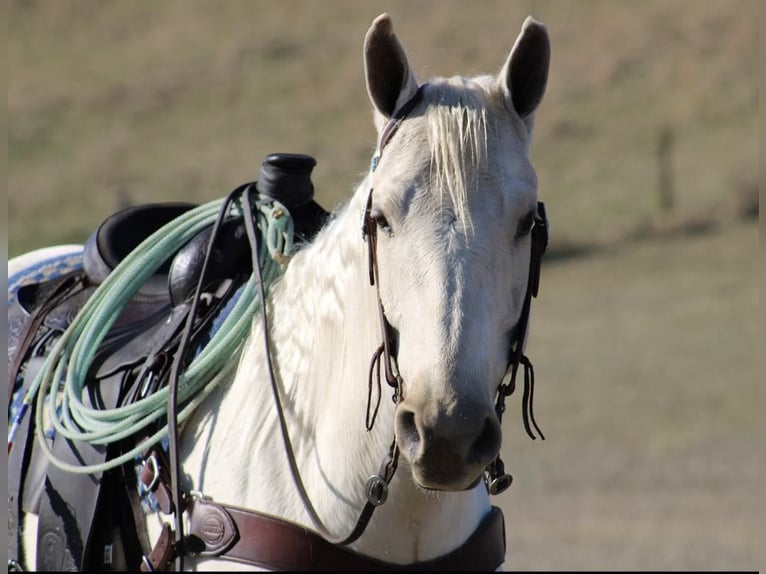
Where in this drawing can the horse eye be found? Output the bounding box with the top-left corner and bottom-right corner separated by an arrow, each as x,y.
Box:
372,211 -> 393,236
515,212 -> 535,239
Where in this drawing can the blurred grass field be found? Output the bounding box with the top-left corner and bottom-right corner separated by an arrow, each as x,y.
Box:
7,0 -> 761,570
502,220 -> 760,569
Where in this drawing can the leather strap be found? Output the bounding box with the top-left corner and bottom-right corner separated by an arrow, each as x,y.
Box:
139,446 -> 177,515
360,86 -> 430,409
140,523 -> 175,572
186,497 -> 506,571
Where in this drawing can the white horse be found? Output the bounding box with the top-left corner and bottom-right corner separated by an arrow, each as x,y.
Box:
12,13 -> 550,570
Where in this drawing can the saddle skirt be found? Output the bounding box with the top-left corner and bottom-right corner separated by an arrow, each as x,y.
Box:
7,203 -> 254,571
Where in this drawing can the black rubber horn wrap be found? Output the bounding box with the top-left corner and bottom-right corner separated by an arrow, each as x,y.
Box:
257,153 -> 317,209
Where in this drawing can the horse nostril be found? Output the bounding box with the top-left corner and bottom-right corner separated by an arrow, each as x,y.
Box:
469,417 -> 502,465
395,407 -> 421,450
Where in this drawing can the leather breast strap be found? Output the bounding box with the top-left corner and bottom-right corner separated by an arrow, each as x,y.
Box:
184,497 -> 506,571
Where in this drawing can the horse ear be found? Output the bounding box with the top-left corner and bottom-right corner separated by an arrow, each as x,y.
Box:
497,16 -> 550,127
364,13 -> 419,121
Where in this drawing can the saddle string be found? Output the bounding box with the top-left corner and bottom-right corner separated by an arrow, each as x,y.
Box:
365,343 -> 384,431
520,355 -> 543,439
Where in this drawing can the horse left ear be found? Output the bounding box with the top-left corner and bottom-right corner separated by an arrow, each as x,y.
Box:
497,16 -> 550,129
364,13 -> 420,123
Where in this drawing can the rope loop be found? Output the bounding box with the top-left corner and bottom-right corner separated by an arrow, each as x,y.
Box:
25,193 -> 295,475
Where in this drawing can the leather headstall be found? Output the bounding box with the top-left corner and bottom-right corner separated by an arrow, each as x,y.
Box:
361,84 -> 428,426
360,83 -> 550,495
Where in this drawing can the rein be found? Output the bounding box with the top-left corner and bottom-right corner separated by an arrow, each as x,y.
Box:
240,184 -> 400,547
158,166 -> 409,570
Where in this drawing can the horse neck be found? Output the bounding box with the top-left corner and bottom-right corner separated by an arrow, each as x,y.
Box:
182,176 -> 491,563
269,187 -> 381,428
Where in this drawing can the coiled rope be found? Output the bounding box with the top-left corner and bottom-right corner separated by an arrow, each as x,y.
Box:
27,193 -> 293,474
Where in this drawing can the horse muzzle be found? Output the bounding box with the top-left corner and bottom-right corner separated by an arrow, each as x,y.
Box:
394,399 -> 501,491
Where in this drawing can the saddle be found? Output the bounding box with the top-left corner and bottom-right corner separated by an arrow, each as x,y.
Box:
7,154 -> 328,571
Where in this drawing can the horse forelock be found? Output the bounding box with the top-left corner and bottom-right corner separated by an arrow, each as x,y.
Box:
417,75 -> 535,237
423,80 -> 490,232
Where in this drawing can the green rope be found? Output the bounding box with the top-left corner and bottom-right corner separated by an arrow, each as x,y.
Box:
30,195 -> 294,474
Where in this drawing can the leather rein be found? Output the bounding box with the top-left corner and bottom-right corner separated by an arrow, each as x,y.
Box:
153,83 -> 548,571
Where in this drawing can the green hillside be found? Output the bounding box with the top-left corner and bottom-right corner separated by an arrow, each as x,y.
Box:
8,0 -> 758,255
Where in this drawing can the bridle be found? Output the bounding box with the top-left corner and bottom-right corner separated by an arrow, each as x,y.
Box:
163,82 -> 548,569
360,83 -> 549,495
360,86 -> 428,426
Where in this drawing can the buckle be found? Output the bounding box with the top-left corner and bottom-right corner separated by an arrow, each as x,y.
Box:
140,453 -> 160,494
365,474 -> 389,506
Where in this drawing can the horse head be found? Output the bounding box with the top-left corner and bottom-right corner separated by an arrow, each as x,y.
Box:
363,14 -> 550,492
